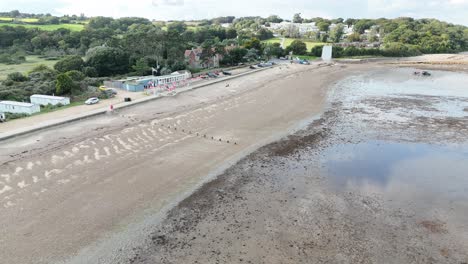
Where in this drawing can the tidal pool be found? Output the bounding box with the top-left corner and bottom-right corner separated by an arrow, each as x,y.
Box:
323,141 -> 468,198
319,68 -> 468,229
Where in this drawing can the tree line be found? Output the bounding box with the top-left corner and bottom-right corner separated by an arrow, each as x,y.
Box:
0,12 -> 467,102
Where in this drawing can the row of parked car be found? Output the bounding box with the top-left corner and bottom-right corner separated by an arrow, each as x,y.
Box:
199,70 -> 233,79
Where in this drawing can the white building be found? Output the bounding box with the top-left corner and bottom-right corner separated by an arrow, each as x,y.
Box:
104,71 -> 192,92
267,22 -> 319,36
0,101 -> 40,115
344,25 -> 354,36
30,94 -> 70,106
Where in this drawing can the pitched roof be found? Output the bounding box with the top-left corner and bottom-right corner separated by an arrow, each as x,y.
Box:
30,94 -> 69,100
0,101 -> 36,107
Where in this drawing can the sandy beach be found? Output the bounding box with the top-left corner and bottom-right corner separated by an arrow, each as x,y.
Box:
0,62 -> 371,263
1,56 -> 467,264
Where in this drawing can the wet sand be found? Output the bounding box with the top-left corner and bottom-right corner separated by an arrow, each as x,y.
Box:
1,60 -> 467,264
130,68 -> 468,264
0,63 -> 372,264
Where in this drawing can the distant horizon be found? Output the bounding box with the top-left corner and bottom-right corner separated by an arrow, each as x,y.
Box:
0,0 -> 467,26
1,10 -> 467,27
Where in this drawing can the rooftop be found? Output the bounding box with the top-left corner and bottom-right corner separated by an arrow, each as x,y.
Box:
30,94 -> 69,100
0,101 -> 36,107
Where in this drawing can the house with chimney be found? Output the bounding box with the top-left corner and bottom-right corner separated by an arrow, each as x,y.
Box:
184,45 -> 237,69
184,48 -> 220,69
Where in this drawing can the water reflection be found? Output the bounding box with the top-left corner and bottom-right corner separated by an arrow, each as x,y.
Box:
323,141 -> 468,202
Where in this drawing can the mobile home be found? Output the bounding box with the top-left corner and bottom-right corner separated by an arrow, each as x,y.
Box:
0,101 -> 40,115
30,94 -> 70,106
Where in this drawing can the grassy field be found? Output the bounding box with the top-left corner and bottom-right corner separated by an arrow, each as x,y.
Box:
0,55 -> 58,80
295,55 -> 319,60
37,101 -> 84,115
0,17 -> 40,23
264,38 -> 323,51
0,22 -> 84,31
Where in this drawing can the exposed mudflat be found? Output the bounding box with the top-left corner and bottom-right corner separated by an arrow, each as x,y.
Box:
129,68 -> 468,264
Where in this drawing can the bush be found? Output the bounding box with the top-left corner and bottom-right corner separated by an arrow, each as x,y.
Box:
383,42 -> 422,57
310,45 -> 324,57
55,73 -> 75,95
66,70 -> 85,81
30,64 -> 53,73
0,53 -> 26,64
332,46 -> 344,58
285,40 -> 307,55
5,112 -> 29,120
54,55 -> 85,73
85,46 -> 129,77
82,66 -> 98,77
7,72 -> 28,82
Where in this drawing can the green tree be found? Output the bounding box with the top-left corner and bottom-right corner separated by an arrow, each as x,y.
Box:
293,13 -> 303,23
264,43 -> 284,59
54,55 -> 85,73
310,45 -> 324,57
347,32 -> 361,42
9,10 -> 20,17
345,18 -> 357,27
354,19 -> 375,34
7,72 -> 28,82
226,28 -> 237,39
167,21 -> 187,34
317,22 -> 331,32
227,47 -> 248,64
82,66 -> 98,77
286,40 -> 307,55
132,58 -> 151,75
266,15 -> 283,23
330,24 -> 345,42
55,73 -> 75,95
244,38 -> 262,51
85,46 -> 129,76
65,70 -> 85,82
256,28 -> 274,40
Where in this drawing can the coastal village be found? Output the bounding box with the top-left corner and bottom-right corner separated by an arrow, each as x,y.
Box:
0,7 -> 468,264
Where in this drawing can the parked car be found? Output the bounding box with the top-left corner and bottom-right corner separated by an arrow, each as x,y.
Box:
422,71 -> 431,76
207,72 -> 218,78
85,97 -> 100,105
102,88 -> 117,98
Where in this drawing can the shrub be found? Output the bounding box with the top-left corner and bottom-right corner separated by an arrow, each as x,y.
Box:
82,66 -> 98,77
7,72 -> 28,82
5,112 -> 29,120
310,45 -> 324,57
65,70 -> 85,81
54,55 -> 85,73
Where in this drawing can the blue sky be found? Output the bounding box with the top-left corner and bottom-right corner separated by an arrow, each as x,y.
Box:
1,0 -> 467,25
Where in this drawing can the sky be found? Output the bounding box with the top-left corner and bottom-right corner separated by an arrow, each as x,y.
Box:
1,0 -> 467,25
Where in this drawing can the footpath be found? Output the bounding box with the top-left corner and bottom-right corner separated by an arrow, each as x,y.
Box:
0,67 -> 270,142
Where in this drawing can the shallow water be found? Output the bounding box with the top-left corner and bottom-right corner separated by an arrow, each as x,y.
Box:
320,68 -> 468,221
333,68 -> 468,122
323,141 -> 468,200
320,140 -> 468,235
